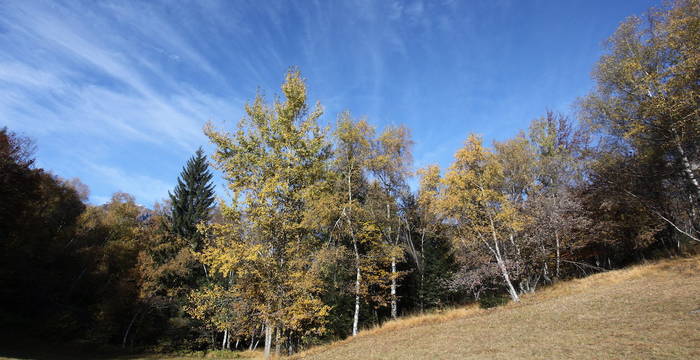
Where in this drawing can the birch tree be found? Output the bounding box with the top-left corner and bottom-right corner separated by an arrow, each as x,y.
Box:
368,125 -> 413,319
203,69 -> 331,358
323,113 -> 392,336
440,135 -> 526,302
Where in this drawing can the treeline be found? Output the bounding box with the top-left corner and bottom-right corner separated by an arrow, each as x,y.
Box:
0,0 -> 698,358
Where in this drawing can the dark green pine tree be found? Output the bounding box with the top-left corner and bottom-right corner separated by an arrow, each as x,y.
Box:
169,147 -> 216,249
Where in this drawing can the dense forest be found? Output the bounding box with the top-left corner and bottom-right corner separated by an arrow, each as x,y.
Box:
1,1 -> 698,358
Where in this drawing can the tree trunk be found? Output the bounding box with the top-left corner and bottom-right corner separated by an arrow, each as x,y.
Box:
122,311 -> 139,349
263,321 -> 272,360
387,204 -> 398,320
555,229 -> 561,278
488,215 -> 520,302
249,326 -> 256,351
352,259 -> 361,336
419,230 -> 425,312
222,330 -> 228,350
390,256 -> 397,319
493,236 -> 519,302
674,131 -> 700,201
497,256 -> 520,302
274,327 -> 281,358
349,211 -> 362,337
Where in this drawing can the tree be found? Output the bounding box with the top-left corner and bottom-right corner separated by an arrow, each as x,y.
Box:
367,125 -> 413,319
580,0 -> 700,244
525,112 -> 592,280
76,193 -> 149,347
439,135 -> 525,302
0,127 -> 38,241
401,190 -> 455,311
203,69 -> 331,358
135,202 -> 208,350
168,148 -> 216,250
319,113 -> 395,335
137,148 -> 217,349
0,128 -> 88,342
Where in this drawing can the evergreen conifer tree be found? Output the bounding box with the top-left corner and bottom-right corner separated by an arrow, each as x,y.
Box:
169,147 -> 216,249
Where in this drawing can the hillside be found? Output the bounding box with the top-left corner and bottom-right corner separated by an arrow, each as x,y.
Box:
294,256 -> 700,360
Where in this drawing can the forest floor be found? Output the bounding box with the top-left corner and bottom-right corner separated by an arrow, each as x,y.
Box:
1,256 -> 698,360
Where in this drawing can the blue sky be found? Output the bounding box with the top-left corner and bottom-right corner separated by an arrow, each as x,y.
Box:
0,0 -> 658,206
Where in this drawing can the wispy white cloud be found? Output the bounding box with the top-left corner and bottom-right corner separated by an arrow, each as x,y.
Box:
0,1 -> 240,146
0,0 -> 638,207
0,0 -> 245,205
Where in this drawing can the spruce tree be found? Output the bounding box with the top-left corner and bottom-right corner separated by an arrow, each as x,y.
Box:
169,147 -> 216,249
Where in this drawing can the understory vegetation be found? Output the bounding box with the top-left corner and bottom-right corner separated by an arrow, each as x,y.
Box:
0,1 -> 698,358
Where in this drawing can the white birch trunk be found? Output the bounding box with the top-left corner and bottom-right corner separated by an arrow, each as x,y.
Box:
493,235 -> 520,302
419,230 -> 425,312
387,204 -> 397,319
487,213 -> 520,302
222,330 -> 228,350
555,229 -> 561,278
390,257 -> 397,319
274,327 -> 281,357
497,256 -> 520,302
352,261 -> 361,336
263,321 -> 272,360
672,128 -> 700,201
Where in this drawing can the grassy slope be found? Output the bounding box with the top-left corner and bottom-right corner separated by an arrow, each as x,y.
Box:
294,256 -> 700,360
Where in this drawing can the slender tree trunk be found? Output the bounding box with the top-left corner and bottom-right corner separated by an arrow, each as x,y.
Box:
487,213 -> 520,302
419,230 -> 426,312
222,330 -> 228,350
390,256 -> 397,319
253,336 -> 260,351
352,254 -> 361,336
555,229 -> 561,278
346,164 -> 362,337
263,321 -> 272,360
274,327 -> 281,358
674,130 -> 700,201
122,311 -> 139,349
497,255 -> 520,302
493,236 -> 519,302
249,326 -> 257,351
348,211 -> 362,337
387,204 -> 398,319
509,233 -> 521,257
202,263 -> 209,279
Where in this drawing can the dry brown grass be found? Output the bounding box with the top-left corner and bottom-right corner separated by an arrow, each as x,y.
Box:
292,256 -> 700,360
